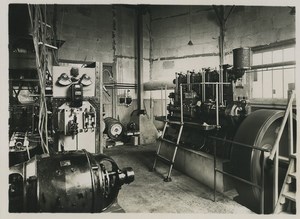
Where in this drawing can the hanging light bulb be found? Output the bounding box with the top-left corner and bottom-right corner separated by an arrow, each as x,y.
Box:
188,7 -> 193,46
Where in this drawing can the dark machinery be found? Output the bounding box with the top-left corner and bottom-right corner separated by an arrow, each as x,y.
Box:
104,117 -> 125,141
162,48 -> 297,213
9,150 -> 134,213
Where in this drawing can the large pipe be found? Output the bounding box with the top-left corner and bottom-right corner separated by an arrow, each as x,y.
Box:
136,7 -> 144,111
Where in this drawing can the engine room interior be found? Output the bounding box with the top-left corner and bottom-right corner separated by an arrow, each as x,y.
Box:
3,2 -> 298,216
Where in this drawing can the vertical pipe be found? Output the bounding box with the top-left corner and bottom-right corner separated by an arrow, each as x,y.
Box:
95,62 -> 104,154
187,71 -> 191,92
288,90 -> 294,155
202,71 -> 206,102
165,84 -> 167,120
180,84 -> 183,124
273,151 -> 278,209
161,87 -> 163,116
260,152 -> 265,214
136,7 -> 144,111
219,6 -> 225,105
213,142 -> 217,202
216,83 -> 219,127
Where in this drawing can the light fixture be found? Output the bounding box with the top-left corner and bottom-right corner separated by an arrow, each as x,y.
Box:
57,73 -> 72,86
188,7 -> 193,46
80,74 -> 93,86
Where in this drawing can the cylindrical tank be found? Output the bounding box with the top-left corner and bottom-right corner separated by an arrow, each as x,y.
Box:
233,47 -> 251,70
9,150 -> 134,212
104,117 -> 124,141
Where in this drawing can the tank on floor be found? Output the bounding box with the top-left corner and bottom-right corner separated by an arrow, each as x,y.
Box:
9,149 -> 134,213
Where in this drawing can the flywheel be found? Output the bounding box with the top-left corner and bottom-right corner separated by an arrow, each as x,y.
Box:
230,109 -> 296,213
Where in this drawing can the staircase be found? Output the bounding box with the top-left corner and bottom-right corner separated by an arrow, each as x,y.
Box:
274,153 -> 297,214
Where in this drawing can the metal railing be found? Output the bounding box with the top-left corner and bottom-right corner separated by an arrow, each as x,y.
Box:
211,89 -> 296,214
268,89 -> 295,211
210,136 -> 270,214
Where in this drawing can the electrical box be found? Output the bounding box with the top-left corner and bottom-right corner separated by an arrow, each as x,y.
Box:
58,101 -> 96,153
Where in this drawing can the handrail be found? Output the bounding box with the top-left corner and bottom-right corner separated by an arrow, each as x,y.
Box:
269,90 -> 295,160
267,89 -> 295,212
211,136 -> 267,214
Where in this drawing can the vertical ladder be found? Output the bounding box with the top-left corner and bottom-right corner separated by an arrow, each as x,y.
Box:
274,153 -> 297,214
152,120 -> 183,182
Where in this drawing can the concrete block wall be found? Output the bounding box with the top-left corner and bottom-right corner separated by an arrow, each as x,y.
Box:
224,6 -> 295,99
146,5 -> 295,121
150,6 -> 219,86
56,5 -> 114,63
51,5 -> 151,125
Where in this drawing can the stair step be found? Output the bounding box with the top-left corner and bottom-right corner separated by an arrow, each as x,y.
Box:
288,172 -> 297,179
156,154 -> 172,164
283,191 -> 296,202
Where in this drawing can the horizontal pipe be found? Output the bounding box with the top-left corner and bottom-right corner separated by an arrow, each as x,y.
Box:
209,136 -> 271,152
250,61 -> 295,70
216,168 -> 262,188
181,82 -> 231,85
144,81 -> 175,91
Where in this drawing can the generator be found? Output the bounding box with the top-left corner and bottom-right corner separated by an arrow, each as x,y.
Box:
9,150 -> 134,212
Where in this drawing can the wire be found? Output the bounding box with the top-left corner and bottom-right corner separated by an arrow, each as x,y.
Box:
28,5 -> 51,154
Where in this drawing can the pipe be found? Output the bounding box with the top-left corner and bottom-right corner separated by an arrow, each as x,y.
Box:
136,7 -> 144,111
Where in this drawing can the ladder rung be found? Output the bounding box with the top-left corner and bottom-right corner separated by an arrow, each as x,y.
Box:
161,138 -> 178,145
164,120 -> 182,125
283,191 -> 296,202
288,172 -> 297,179
156,154 -> 172,164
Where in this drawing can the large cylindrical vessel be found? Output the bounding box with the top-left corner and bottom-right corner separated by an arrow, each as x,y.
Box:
233,47 -> 251,70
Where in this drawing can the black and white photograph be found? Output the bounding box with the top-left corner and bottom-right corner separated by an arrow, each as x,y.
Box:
1,0 -> 298,217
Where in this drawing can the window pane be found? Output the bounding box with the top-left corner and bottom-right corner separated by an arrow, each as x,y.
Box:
272,49 -> 283,63
283,68 -> 295,98
252,70 -> 263,98
283,47 -> 295,62
262,51 -> 272,65
272,69 -> 283,98
262,70 -> 272,98
253,53 -> 262,65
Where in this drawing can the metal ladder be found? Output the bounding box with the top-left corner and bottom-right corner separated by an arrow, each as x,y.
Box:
152,120 -> 183,182
274,153 -> 297,214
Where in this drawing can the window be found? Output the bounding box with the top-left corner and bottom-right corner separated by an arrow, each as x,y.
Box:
250,44 -> 295,99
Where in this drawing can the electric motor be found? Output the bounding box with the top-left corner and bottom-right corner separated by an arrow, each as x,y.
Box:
9,150 -> 134,212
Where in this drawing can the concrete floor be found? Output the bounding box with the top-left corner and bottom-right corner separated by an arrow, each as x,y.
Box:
104,144 -> 254,214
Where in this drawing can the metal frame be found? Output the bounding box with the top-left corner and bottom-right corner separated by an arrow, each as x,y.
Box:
268,90 -> 295,210
210,136 -> 269,214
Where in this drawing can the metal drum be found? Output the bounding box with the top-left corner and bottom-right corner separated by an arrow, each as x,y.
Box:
233,47 -> 251,70
9,150 -> 134,212
230,109 -> 296,213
